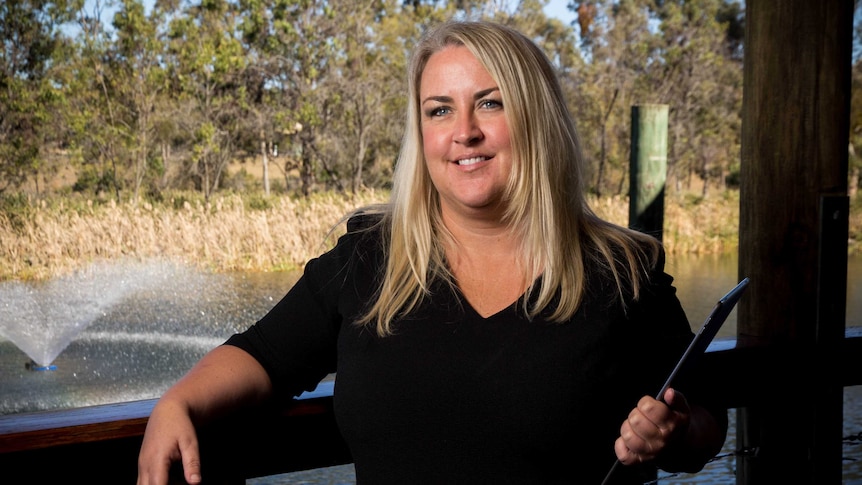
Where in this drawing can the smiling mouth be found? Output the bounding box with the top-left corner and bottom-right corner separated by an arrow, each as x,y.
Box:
457,156 -> 489,166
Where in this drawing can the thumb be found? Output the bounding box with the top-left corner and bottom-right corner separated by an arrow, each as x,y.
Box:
663,387 -> 690,413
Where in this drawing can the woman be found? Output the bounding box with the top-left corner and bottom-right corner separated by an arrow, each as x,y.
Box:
137,20 -> 727,485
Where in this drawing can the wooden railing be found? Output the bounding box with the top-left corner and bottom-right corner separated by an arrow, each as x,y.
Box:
1,328 -> 860,484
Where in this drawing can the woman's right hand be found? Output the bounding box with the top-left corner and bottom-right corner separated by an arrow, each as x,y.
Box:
136,345 -> 274,484
137,398 -> 202,485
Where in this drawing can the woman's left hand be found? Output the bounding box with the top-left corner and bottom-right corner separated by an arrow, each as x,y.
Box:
614,387 -> 690,465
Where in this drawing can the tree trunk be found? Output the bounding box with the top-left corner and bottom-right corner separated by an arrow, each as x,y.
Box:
260,130 -> 270,196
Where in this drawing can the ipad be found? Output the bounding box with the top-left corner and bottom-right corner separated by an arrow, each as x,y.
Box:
600,277 -> 750,485
655,276 -> 750,400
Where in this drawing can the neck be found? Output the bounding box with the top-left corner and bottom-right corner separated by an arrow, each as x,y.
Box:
440,208 -> 532,317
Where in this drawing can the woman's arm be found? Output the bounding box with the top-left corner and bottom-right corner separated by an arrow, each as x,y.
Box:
137,345 -> 273,485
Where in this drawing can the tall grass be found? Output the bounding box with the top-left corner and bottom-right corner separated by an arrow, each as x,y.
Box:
588,191 -> 740,254
4,188 -> 854,282
0,190 -> 387,281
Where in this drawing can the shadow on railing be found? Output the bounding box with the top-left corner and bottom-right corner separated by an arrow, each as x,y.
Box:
1,328 -> 860,485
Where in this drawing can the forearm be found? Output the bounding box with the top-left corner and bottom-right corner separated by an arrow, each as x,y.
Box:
157,345 -> 274,426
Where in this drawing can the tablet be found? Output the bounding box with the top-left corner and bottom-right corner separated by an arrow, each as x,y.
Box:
600,277 -> 750,485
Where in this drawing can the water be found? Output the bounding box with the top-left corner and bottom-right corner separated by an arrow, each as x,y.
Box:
0,260 -> 194,367
0,255 -> 860,483
0,261 -> 298,414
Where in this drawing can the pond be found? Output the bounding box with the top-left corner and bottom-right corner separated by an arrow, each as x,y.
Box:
0,254 -> 860,483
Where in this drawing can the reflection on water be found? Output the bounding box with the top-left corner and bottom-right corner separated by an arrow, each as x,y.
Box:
668,252 -> 741,340
669,252 -> 862,339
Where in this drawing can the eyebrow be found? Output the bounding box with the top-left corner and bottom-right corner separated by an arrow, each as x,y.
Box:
421,87 -> 500,106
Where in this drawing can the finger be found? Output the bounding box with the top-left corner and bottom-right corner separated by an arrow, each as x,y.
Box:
627,401 -> 680,462
137,454 -> 172,485
621,411 -> 659,457
178,438 -> 203,485
614,436 -> 637,464
663,387 -> 690,413
637,395 -> 676,431
633,397 -> 671,437
616,424 -> 656,465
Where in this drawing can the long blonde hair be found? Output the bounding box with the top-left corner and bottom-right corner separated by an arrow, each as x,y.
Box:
358,20 -> 660,336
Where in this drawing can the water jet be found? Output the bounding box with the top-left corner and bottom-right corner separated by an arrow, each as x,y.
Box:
0,260 -> 295,415
0,260 -> 193,368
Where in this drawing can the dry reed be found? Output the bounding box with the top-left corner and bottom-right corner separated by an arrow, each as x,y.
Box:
0,189 -> 750,282
587,192 -> 740,255
0,191 -> 387,281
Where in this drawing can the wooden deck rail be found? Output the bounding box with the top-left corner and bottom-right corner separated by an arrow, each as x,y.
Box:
1,328 -> 860,484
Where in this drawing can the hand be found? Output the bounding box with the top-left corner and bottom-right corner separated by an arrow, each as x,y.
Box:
613,387 -> 690,466
137,399 -> 203,485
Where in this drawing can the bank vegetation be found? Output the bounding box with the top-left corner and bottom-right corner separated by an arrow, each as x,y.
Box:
0,187 -> 757,280
3,186 -> 860,281
3,1 -> 861,280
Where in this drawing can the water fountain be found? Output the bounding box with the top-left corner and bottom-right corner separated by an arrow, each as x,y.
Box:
0,260 -> 181,369
0,259 -> 294,415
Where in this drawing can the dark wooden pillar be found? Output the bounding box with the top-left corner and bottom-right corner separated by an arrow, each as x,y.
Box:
629,104 -> 668,241
737,1 -> 852,484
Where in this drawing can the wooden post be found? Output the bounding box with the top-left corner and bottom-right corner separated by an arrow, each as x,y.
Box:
813,195 -> 849,482
628,104 -> 668,241
737,1 -> 852,483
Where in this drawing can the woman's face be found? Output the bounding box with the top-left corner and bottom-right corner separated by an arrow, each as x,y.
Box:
419,45 -> 512,222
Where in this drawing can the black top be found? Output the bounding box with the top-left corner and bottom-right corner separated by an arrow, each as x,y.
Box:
226,216 -> 698,484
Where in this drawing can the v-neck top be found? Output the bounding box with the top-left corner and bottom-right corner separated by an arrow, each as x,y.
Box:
226,215 -> 700,484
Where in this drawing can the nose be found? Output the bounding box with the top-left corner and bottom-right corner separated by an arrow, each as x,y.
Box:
453,112 -> 482,145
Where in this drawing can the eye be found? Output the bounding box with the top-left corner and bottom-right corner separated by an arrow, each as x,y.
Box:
425,106 -> 451,118
479,98 -> 503,110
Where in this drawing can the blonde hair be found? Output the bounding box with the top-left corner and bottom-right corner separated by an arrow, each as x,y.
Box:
358,20 -> 660,336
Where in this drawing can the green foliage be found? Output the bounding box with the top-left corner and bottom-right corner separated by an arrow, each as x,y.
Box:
0,0 -> 843,209
724,166 -> 741,188
243,192 -> 275,211
221,167 -> 258,192
162,190 -> 206,210
73,166 -> 118,194
0,193 -> 34,230
680,191 -> 706,207
0,0 -> 78,194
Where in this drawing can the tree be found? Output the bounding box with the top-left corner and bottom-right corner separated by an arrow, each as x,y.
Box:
0,0 -> 79,194
164,0 -> 248,200
850,0 -> 862,198
315,0 -> 411,193
568,0 -> 659,196
850,58 -> 862,199
235,0 -> 282,196
110,0 -> 168,201
653,0 -> 742,197
236,0 -> 341,196
564,0 -> 743,198
63,0 -> 126,200
3,0 -> 751,204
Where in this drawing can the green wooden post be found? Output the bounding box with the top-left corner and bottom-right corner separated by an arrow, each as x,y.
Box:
628,104 -> 668,241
